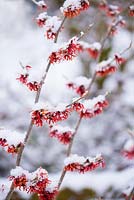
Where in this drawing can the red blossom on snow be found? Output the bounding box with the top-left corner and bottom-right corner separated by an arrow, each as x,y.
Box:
60,0 -> 90,18
49,125 -> 74,144
115,54 -> 126,65
27,81 -> 40,91
129,5 -> 134,17
122,139 -> 134,160
49,37 -> 82,64
64,154 -> 105,173
96,65 -> 117,77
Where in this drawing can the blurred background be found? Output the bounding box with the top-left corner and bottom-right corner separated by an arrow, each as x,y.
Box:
0,0 -> 134,199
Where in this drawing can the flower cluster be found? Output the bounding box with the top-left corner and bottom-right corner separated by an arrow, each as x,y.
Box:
129,5 -> 134,17
38,184 -> 58,200
67,76 -> 91,96
96,58 -> 117,76
49,36 -> 82,64
9,166 -> 58,199
99,2 -> 121,17
0,129 -> 24,154
109,16 -> 126,36
75,94 -> 108,118
36,12 -> 49,27
79,41 -> 101,59
60,0 -> 90,18
31,102 -> 72,126
64,154 -> 105,173
49,125 -> 74,144
122,139 -> 134,160
36,13 -> 62,40
17,65 -> 40,91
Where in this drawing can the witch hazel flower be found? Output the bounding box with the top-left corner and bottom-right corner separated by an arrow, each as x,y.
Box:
31,102 -> 72,126
64,154 -> 105,173
67,76 -> 91,96
80,94 -> 109,118
16,65 -> 31,84
49,125 -> 74,144
109,16 -> 126,36
79,41 -> 101,59
9,166 -> 50,193
0,129 -> 24,154
122,139 -> 134,160
49,36 -> 82,64
115,54 -> 126,65
96,58 -> 117,77
60,0 -> 90,18
99,2 -> 121,17
38,182 -> 58,200
36,12 -> 49,27
129,5 -> 134,17
17,65 -> 40,92
44,16 -> 62,40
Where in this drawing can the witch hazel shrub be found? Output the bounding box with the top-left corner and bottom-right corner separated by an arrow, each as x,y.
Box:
0,0 -> 133,199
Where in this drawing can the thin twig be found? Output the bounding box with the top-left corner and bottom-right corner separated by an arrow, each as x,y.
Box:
5,16 -> 66,200
55,13 -> 122,195
54,17 -> 67,43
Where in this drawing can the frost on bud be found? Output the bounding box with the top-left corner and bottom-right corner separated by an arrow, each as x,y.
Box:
99,2 -> 121,17
49,37 -> 82,64
67,76 -> 91,96
64,154 -> 105,173
9,167 -> 58,199
129,5 -> 134,17
60,0 -> 90,18
0,129 -> 24,154
37,1 -> 47,11
96,58 -> 117,77
36,12 -> 49,27
9,167 -> 50,193
122,139 -> 134,160
78,41 -> 101,59
49,125 -> 74,144
110,16 -> 126,36
115,54 -> 126,65
44,16 -> 62,40
80,95 -> 109,118
31,102 -> 72,126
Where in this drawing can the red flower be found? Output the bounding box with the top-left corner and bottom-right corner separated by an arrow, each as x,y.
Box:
49,37 -> 82,64
27,81 -> 40,91
64,154 -> 105,173
36,12 -> 48,27
10,167 -> 50,194
122,139 -> 134,160
87,48 -> 99,59
31,109 -> 47,127
49,125 -> 74,144
60,0 -> 90,18
71,102 -> 84,112
80,95 -> 109,118
38,186 -> 58,200
96,65 -> 117,76
115,54 -> 126,65
129,5 -> 134,16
